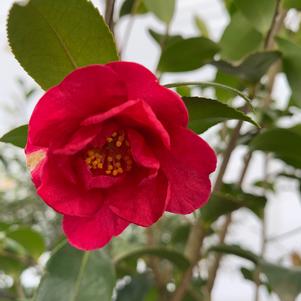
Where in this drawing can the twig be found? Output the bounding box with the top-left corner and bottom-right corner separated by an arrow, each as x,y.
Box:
105,0 -> 116,32
205,1 -> 286,296
266,225 -> 301,242
120,0 -> 142,56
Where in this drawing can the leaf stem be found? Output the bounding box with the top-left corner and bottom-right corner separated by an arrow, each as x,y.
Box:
164,81 -> 254,112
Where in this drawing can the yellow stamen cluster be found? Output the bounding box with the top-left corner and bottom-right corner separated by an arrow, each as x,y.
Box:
85,130 -> 134,177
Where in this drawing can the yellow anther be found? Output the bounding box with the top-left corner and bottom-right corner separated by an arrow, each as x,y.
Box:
118,167 -> 124,174
88,150 -> 95,156
107,156 -> 113,162
106,137 -> 113,143
115,162 -> 121,168
97,163 -> 103,169
85,158 -> 92,164
112,169 -> 119,176
105,170 -> 112,175
107,164 -> 113,171
116,154 -> 122,160
112,132 -> 117,137
116,141 -> 122,147
118,135 -> 125,141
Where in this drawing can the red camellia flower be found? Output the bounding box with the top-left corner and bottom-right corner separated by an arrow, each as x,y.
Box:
25,62 -> 216,250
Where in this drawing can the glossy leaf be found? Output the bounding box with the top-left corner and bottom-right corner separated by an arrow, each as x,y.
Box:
260,262 -> 301,301
250,125 -> 301,169
143,0 -> 175,24
283,0 -> 301,9
114,247 -> 191,270
233,0 -> 276,33
220,12 -> 263,61
0,125 -> 28,148
277,37 -> 301,107
7,227 -> 45,260
209,244 -> 301,301
201,184 -> 267,224
116,273 -> 154,301
194,16 -> 209,38
158,37 -> 219,72
183,97 -> 258,133
148,29 -> 183,48
35,243 -> 116,301
214,71 -> 242,102
8,0 -> 118,90
119,0 -> 148,17
212,51 -> 281,83
208,244 -> 259,264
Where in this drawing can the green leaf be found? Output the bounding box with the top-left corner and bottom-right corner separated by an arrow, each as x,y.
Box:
183,97 -> 258,133
220,12 -> 263,61
209,244 -> 301,301
119,0 -> 148,17
283,0 -> 301,9
148,29 -> 183,48
0,125 -> 28,148
277,37 -> 301,107
214,71 -> 242,102
212,51 -> 281,83
194,16 -> 209,38
7,227 -> 45,260
260,262 -> 301,301
0,254 -> 25,275
240,266 -> 272,292
250,125 -> 301,169
114,247 -> 191,271
116,273 -> 154,301
158,37 -> 219,72
143,0 -> 175,24
8,0 -> 118,90
233,0 -> 276,33
201,183 -> 267,224
208,244 -> 260,263
35,243 -> 116,301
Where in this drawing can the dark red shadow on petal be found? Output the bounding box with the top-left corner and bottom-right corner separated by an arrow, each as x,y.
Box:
37,154 -> 103,217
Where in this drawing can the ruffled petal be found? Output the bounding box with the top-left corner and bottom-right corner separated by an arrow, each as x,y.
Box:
63,206 -> 129,250
157,127 -> 216,214
109,171 -> 169,227
37,154 -> 103,217
82,99 -> 170,148
27,65 -> 127,149
108,61 -> 188,127
127,128 -> 159,176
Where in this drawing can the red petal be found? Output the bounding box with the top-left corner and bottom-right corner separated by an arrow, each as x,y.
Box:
63,207 -> 129,250
107,61 -> 188,128
27,65 -> 126,150
127,128 -> 159,176
109,171 -> 169,227
157,127 -> 216,214
77,158 -> 126,189
82,99 -> 170,148
37,155 -> 103,217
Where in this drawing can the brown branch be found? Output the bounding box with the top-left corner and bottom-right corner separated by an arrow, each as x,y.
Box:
105,0 -> 116,32
205,2 -> 287,296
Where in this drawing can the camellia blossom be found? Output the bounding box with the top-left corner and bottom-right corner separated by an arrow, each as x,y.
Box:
25,62 -> 216,250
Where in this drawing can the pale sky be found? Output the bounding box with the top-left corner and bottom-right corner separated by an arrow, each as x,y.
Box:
1,1 -> 301,300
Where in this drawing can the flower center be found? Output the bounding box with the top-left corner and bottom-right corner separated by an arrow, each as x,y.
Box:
85,130 -> 133,176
